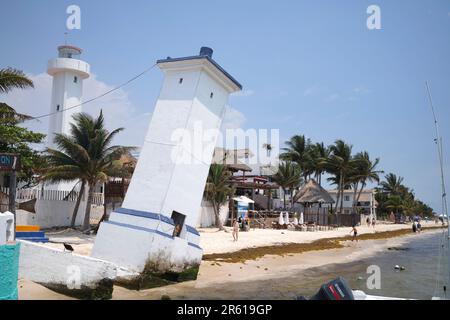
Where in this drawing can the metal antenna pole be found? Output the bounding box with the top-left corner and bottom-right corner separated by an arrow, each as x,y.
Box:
426,81 -> 449,293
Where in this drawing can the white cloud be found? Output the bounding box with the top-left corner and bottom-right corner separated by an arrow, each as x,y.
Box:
303,86 -> 320,97
353,86 -> 370,94
231,89 -> 255,97
324,93 -> 340,102
220,106 -> 246,130
2,72 -> 151,149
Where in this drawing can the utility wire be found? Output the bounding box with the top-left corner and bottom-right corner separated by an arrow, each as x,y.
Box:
24,64 -> 157,121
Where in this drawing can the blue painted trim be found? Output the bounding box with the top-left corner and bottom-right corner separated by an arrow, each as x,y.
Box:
105,220 -> 174,240
114,207 -> 200,237
115,207 -> 175,226
103,221 -> 202,251
186,225 -> 200,236
156,55 -> 242,90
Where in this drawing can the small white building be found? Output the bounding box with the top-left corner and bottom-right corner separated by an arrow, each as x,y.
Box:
327,188 -> 377,217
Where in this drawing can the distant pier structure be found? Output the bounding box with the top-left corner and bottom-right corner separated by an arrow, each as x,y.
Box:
46,45 -> 90,190
92,47 -> 242,284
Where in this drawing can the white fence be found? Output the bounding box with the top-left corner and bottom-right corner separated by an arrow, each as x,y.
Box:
0,187 -> 104,206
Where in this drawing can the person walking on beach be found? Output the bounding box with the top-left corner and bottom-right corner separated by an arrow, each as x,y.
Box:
232,219 -> 239,242
372,217 -> 376,229
350,225 -> 358,242
366,217 -> 371,228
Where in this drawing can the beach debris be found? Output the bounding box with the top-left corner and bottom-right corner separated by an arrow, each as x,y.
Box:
394,265 -> 406,271
388,247 -> 409,251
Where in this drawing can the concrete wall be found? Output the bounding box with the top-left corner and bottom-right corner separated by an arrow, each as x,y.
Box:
18,240 -> 117,290
16,199 -> 103,229
197,200 -> 228,228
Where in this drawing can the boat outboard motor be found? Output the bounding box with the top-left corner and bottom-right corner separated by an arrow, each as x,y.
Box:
297,277 -> 355,300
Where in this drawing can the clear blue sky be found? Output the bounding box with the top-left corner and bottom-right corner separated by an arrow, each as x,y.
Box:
1,0 -> 449,212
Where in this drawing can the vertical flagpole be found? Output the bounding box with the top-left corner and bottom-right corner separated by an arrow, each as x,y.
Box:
426,81 -> 449,295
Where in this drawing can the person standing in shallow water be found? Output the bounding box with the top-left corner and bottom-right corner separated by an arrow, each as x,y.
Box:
232,219 -> 239,242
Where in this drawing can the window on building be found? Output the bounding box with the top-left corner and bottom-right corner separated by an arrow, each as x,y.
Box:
344,195 -> 350,201
171,211 -> 186,238
74,76 -> 78,83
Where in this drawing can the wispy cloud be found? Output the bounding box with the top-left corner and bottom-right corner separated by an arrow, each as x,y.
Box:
231,89 -> 255,97
352,86 -> 370,94
324,93 -> 340,102
220,106 -> 246,130
303,86 -> 320,97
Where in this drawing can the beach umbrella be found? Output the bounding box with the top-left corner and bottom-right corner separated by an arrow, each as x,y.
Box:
285,212 -> 290,225
293,217 -> 299,225
299,212 -> 304,225
279,212 -> 285,225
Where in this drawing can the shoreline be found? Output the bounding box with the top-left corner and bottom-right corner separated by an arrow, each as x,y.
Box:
110,227 -> 443,300
18,225 -> 445,300
203,225 -> 445,263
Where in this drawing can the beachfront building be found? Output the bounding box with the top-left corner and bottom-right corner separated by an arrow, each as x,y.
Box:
326,188 -> 377,218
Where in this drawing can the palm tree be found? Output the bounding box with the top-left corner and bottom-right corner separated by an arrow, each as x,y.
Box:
271,161 -> 302,210
204,164 -> 235,231
280,135 -> 312,181
42,111 -> 133,231
0,68 -> 34,94
380,173 -> 404,196
309,142 -> 330,186
0,67 -> 34,127
322,140 -> 356,219
351,151 -> 383,210
385,195 -> 404,215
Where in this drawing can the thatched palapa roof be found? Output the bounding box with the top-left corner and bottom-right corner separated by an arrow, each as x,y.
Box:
294,179 -> 335,204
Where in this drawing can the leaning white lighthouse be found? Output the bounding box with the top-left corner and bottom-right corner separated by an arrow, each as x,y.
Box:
47,45 -> 90,149
92,47 -> 242,286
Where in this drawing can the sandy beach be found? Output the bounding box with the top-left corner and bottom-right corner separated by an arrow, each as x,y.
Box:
41,221 -> 439,256
17,222 -> 445,300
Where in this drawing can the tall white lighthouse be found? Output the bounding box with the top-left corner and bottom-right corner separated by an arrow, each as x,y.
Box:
92,47 -> 242,285
47,45 -> 90,149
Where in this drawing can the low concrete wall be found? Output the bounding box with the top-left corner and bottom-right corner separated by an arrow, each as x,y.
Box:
18,240 -> 117,299
16,200 -> 103,229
